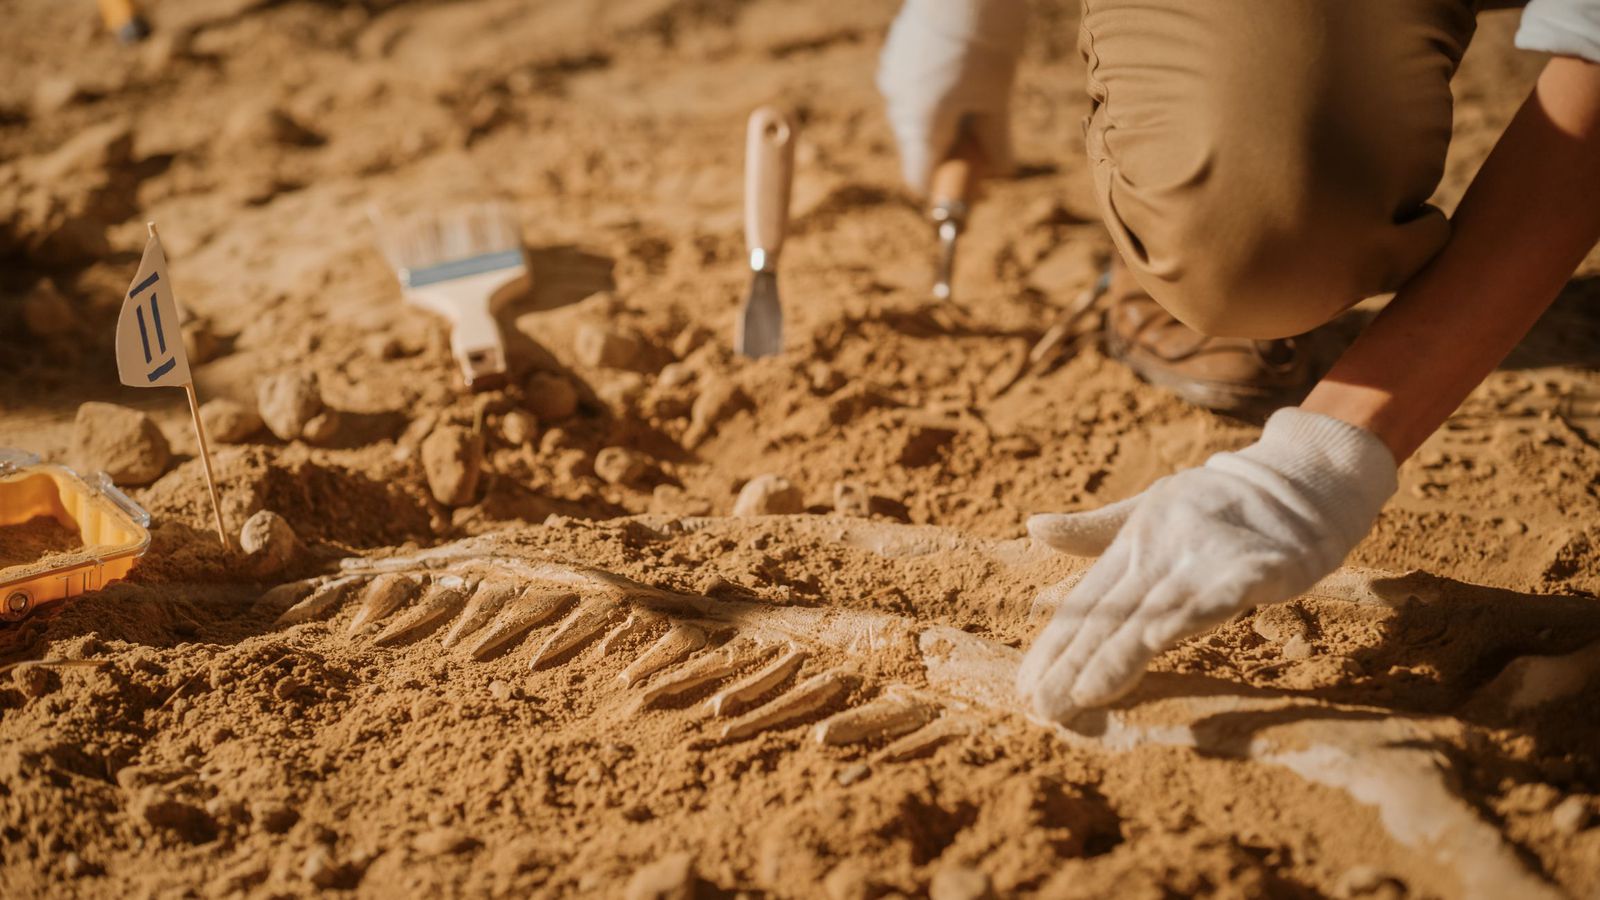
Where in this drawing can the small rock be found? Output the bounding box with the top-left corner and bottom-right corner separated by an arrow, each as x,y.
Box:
575,323 -> 645,370
412,827 -> 478,856
421,425 -> 484,507
500,409 -> 538,445
657,362 -> 694,389
257,370 -> 324,441
239,510 -> 302,574
365,334 -> 403,360
832,481 -> 870,517
32,77 -> 84,116
21,280 -> 78,336
70,402 -> 171,486
301,409 -> 342,446
12,663 -> 51,699
301,846 -> 348,889
225,103 -> 322,147
181,316 -> 220,365
624,852 -> 696,900
253,800 -> 299,834
1280,636 -> 1315,660
1551,796 -> 1591,835
685,380 -> 750,448
273,677 -> 301,702
596,372 -> 647,411
1252,604 -> 1310,644
525,372 -> 579,421
488,680 -> 513,702
1334,865 -> 1403,899
733,474 -> 804,516
594,447 -> 650,487
836,763 -> 870,786
63,852 -> 90,878
133,789 -> 218,844
929,866 -> 994,900
200,398 -> 263,443
205,796 -> 247,824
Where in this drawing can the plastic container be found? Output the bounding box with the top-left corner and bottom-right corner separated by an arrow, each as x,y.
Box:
0,449 -> 151,623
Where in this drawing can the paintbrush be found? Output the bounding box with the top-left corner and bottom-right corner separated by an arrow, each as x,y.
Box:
371,201 -> 525,391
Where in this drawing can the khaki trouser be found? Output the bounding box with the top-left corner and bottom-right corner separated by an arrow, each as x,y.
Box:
1080,0 -> 1489,339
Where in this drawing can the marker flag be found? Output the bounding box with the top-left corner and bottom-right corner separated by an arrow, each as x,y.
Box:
116,231 -> 192,389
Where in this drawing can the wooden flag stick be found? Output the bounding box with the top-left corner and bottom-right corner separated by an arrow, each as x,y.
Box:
184,380 -> 229,549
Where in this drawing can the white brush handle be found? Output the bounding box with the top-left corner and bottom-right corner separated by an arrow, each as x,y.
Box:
745,106 -> 796,268
406,273 -> 509,389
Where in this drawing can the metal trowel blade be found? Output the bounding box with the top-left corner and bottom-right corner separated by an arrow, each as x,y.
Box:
735,269 -> 783,358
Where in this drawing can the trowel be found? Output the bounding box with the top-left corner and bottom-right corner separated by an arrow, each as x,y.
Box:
930,125 -> 985,303
734,106 -> 796,359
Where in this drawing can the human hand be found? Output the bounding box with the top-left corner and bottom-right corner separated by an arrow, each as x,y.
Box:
1016,409 -> 1399,723
876,0 -> 1025,192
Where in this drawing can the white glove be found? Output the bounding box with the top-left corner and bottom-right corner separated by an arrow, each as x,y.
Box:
876,0 -> 1025,192
1016,409 -> 1399,723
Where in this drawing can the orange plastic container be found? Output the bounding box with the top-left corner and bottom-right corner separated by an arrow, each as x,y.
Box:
0,449 -> 151,623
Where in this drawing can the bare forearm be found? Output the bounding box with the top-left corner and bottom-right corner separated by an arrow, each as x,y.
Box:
1303,56 -> 1600,461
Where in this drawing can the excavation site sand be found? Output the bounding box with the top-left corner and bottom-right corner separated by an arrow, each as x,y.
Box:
3,1 -> 1600,897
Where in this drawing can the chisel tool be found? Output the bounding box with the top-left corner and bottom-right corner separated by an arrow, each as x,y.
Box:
930,126 -> 985,303
735,106 -> 796,359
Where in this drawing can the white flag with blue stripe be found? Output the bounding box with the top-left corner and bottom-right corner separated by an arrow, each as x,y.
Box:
116,230 -> 191,389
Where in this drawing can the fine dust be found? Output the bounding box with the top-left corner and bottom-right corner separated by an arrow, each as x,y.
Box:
0,516 -> 84,571
2,1 -> 1599,898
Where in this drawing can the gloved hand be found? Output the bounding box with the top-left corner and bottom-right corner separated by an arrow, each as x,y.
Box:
1017,409 -> 1399,723
876,0 -> 1025,192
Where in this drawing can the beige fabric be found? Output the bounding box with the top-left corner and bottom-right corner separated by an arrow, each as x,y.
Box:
1080,0 -> 1481,339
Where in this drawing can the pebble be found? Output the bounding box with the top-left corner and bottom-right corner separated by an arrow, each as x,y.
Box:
1251,604 -> 1310,644
21,280 -> 78,336
301,409 -> 342,446
929,866 -> 994,900
623,852 -> 696,900
132,789 -> 217,844
257,370 -> 324,441
412,827 -> 478,856
63,851 -> 89,878
13,663 -> 51,699
500,409 -> 538,445
836,763 -> 870,786
253,800 -> 298,834
31,76 -> 83,116
832,481 -> 871,517
70,401 -> 171,486
200,398 -> 264,443
525,372 -> 580,421
1551,795 -> 1591,834
301,846 -> 344,888
1334,864 -> 1403,898
488,680 -> 513,702
421,425 -> 484,507
733,474 -> 804,516
594,446 -> 650,487
685,380 -> 750,448
239,510 -> 303,574
657,362 -> 695,389
575,323 -> 647,370
1280,636 -> 1315,660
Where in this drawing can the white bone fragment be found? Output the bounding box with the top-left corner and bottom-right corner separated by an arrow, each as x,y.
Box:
813,694 -> 934,745
275,576 -> 364,625
373,577 -> 470,646
347,573 -> 424,634
440,578 -> 518,649
619,624 -> 707,687
719,671 -> 848,742
635,640 -> 765,710
467,588 -> 577,661
529,597 -> 622,669
706,647 -> 806,717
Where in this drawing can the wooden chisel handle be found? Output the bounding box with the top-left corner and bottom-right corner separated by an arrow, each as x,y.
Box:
744,106 -> 796,269
931,127 -> 985,210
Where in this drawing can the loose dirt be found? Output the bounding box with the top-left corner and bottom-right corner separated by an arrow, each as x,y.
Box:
0,516 -> 83,571
2,1 -> 1599,898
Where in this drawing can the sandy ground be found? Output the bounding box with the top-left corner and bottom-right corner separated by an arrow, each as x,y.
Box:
3,0 -> 1600,897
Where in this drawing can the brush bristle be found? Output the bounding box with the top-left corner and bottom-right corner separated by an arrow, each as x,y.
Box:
372,201 -> 523,272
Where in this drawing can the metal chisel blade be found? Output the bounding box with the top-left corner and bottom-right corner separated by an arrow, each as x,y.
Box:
735,269 -> 782,358
933,221 -> 959,302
